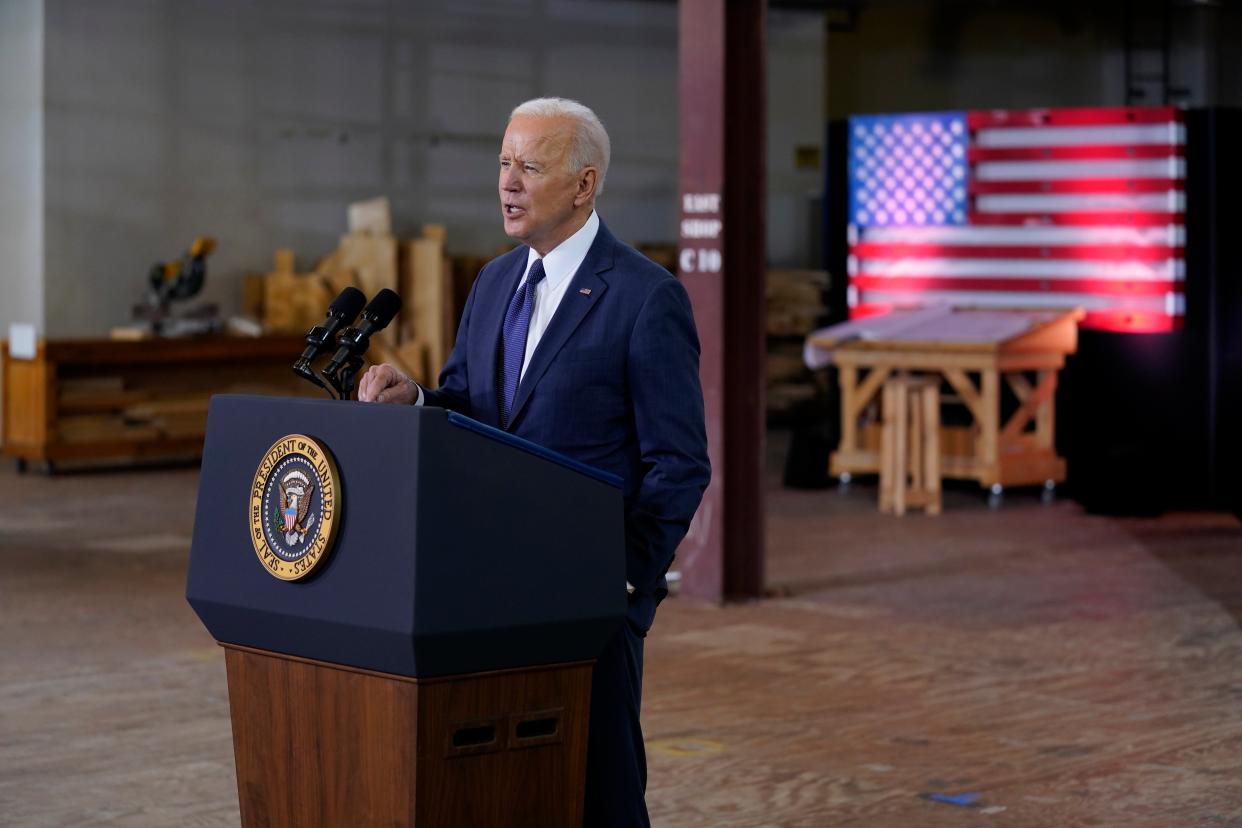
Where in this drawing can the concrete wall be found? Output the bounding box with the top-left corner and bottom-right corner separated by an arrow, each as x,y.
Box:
0,0 -> 44,339
768,9 -> 825,268
36,0 -> 826,337
826,1 -> 1241,118
827,3 -> 1123,118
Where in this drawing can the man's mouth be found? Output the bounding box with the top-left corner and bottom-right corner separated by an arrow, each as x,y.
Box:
504,204 -> 525,217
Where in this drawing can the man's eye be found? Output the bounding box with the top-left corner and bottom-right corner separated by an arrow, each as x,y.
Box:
500,160 -> 511,168
524,164 -> 538,173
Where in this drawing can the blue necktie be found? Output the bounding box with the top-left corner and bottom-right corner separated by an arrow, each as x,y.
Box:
499,258 -> 546,427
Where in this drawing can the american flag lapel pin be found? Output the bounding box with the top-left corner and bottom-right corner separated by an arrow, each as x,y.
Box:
579,288 -> 592,296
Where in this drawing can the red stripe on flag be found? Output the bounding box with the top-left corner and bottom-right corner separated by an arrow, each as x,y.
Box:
968,211 -> 1184,227
1081,309 -> 1181,333
851,275 -> 1184,297
969,179 -> 1183,195
851,303 -> 1180,333
967,107 -> 1180,129
848,303 -> 898,321
969,145 -> 1184,162
851,242 -> 1182,261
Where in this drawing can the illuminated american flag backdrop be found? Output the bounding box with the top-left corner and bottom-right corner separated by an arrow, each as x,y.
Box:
847,106 -> 1186,333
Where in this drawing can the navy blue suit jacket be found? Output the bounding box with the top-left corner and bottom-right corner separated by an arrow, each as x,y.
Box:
422,220 -> 711,632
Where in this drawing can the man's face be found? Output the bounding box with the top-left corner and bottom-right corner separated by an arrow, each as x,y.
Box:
499,114 -> 586,255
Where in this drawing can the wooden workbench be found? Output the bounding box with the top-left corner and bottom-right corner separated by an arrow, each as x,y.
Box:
2,335 -> 314,470
805,307 -> 1083,491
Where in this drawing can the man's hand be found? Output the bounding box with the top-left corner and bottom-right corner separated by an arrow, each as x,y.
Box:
358,363 -> 419,404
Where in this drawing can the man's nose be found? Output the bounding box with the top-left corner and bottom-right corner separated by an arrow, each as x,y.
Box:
501,168 -> 521,191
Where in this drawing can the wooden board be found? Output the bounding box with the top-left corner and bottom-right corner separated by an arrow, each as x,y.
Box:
450,255 -> 489,328
242,274 -> 265,320
224,646 -> 590,828
406,235 -> 451,377
1,342 -> 52,453
273,248 -> 295,275
338,234 -> 400,347
371,339 -> 430,386
807,307 -> 1082,354
57,415 -> 164,445
348,196 -> 392,237
58,389 -> 152,415
262,271 -> 301,333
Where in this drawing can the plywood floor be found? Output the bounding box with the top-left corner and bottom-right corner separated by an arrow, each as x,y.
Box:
1,439 -> 1241,827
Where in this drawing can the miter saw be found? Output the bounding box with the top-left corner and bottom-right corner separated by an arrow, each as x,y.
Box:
132,236 -> 222,336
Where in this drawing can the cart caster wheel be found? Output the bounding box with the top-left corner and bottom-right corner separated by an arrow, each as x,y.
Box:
987,483 -> 1003,510
15,458 -> 28,474
1041,480 -> 1057,504
838,472 -> 853,489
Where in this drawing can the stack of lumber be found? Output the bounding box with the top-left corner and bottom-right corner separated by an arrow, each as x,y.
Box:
449,254 -> 493,318
57,377 -> 162,444
336,199 -> 400,348
125,396 -> 212,438
251,247 -> 335,335
637,243 -> 678,274
397,224 -> 452,385
766,268 -> 829,419
56,380 -> 216,444
766,344 -> 818,414
767,269 -> 829,336
245,197 -> 477,387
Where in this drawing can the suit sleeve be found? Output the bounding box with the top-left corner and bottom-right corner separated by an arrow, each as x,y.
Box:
420,272 -> 478,415
625,278 -> 712,596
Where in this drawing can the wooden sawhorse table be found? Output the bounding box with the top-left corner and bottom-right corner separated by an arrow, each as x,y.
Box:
806,307 -> 1083,492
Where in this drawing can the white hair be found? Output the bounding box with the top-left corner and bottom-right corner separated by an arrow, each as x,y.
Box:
511,97 -> 611,197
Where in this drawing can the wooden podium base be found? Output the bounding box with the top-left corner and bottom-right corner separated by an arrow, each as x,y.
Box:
222,645 -> 592,828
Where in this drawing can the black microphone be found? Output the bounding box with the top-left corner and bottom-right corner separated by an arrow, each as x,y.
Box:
320,288 -> 403,382
298,287 -> 366,360
293,287 -> 367,391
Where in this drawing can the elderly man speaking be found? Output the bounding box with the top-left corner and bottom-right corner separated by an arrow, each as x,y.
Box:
359,98 -> 710,826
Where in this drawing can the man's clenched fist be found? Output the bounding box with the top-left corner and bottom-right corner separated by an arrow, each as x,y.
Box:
357,363 -> 419,405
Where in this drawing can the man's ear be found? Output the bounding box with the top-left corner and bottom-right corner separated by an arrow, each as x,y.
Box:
574,167 -> 598,207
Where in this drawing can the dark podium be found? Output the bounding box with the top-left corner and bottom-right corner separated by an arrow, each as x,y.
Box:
186,395 -> 626,827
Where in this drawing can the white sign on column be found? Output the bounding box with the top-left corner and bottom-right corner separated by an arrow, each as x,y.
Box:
679,193 -> 723,274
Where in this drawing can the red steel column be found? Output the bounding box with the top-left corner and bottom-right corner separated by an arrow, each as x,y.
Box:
677,0 -> 767,601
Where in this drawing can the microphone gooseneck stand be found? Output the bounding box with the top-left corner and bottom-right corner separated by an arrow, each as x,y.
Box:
324,352 -> 367,400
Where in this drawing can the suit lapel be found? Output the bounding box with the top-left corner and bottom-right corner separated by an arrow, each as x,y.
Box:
479,252 -> 529,421
507,224 -> 616,427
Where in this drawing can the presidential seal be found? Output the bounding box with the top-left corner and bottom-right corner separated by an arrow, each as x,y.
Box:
249,434 -> 341,581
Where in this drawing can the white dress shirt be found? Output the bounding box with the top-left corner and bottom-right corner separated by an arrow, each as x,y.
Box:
516,209 -> 599,379
414,210 -> 600,405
